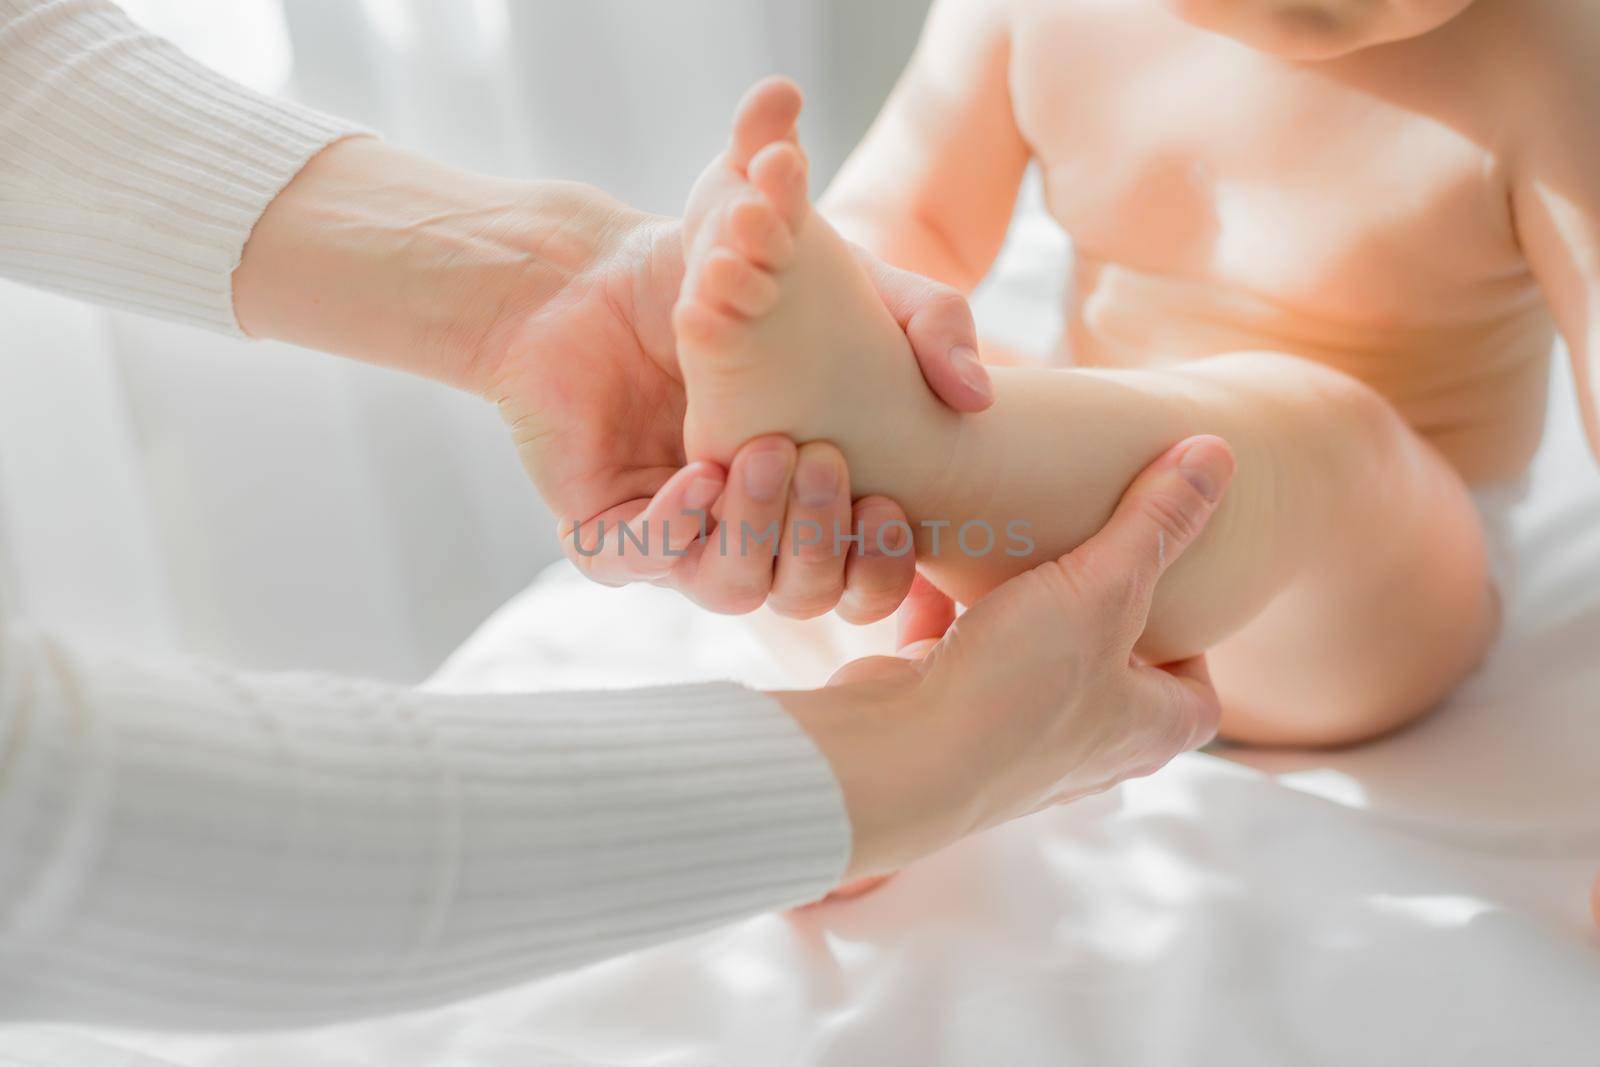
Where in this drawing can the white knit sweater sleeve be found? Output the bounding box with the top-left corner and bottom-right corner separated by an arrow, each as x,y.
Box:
0,0 -> 365,334
0,2 -> 853,1022
0,625 -> 851,1027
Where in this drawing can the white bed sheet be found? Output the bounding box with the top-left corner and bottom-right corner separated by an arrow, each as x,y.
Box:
6,204 -> 1600,1067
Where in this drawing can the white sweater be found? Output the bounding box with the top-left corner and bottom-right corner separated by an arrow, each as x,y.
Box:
0,0 -> 850,1028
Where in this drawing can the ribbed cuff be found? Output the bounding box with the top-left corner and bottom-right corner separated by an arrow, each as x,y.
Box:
0,0 -> 369,334
0,628 -> 851,1027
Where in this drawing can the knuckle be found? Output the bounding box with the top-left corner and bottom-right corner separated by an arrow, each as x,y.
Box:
835,593 -> 892,626
769,582 -> 846,620
1062,554 -> 1153,642
769,599 -> 834,621
844,562 -> 913,613
842,566 -> 896,601
701,591 -> 766,617
1040,554 -> 1104,609
1110,574 -> 1158,635
924,286 -> 968,316
1142,490 -> 1205,548
917,289 -> 973,331
1044,543 -> 1151,629
1099,566 -> 1150,611
703,571 -> 773,613
789,538 -> 843,565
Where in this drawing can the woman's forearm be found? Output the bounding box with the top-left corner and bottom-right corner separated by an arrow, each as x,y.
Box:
0,624 -> 851,1028
0,0 -> 637,393
233,137 -> 641,394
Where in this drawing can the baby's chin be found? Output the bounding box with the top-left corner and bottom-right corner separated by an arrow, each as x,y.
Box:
1169,1 -> 1474,62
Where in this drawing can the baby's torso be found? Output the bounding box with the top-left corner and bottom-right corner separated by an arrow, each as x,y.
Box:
1008,0 -> 1552,482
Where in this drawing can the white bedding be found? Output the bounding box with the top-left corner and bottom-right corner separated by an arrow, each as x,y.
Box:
6,205 -> 1600,1067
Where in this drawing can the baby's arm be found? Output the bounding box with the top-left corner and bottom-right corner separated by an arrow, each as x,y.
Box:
1502,5 -> 1600,922
1510,9 -> 1600,461
821,0 -> 1030,292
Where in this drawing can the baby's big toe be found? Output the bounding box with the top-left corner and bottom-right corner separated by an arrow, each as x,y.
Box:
728,76 -> 803,172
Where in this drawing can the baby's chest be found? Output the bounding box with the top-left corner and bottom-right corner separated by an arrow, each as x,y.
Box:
1011,25 -> 1528,324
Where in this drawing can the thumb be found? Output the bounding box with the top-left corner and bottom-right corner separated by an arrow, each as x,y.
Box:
560,461 -> 726,585
1068,435 -> 1236,643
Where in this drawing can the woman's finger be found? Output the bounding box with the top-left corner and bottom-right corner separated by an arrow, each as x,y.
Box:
561,461 -> 726,586
1124,655 -> 1224,766
836,496 -> 918,625
769,442 -> 852,619
684,436 -> 797,614
897,573 -> 957,651
852,246 -> 993,412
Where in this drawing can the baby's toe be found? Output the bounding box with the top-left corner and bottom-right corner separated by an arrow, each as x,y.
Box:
673,297 -> 743,353
701,248 -> 780,318
728,76 -> 803,172
749,141 -> 811,231
728,196 -> 796,271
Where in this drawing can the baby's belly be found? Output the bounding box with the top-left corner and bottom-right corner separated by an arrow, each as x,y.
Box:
1062,257 -> 1555,485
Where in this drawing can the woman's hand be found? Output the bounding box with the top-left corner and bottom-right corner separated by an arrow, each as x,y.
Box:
477,203 -> 992,621
778,436 -> 1235,881
235,137 -> 990,622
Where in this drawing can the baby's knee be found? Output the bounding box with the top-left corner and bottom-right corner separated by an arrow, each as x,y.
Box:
1198,350 -> 1410,473
1204,350 -> 1393,421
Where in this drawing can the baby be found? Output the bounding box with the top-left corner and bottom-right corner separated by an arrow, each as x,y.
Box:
670,0 -> 1600,747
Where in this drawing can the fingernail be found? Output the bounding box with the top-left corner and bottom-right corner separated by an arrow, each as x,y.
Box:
1177,442 -> 1224,504
685,475 -> 723,511
949,345 -> 992,401
742,448 -> 791,503
795,455 -> 840,507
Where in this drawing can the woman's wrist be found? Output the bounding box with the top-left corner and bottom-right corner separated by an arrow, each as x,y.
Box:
233,137 -> 638,392
774,672 -> 969,883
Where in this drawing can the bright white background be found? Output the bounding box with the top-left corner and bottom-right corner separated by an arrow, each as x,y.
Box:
0,0 -> 932,681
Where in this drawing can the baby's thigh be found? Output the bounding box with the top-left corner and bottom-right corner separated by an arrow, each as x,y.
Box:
1203,410 -> 1500,749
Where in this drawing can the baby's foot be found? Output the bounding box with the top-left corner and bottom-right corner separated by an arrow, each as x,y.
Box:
674,78 -> 955,500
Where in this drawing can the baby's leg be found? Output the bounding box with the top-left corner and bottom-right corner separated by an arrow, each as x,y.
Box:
677,80 -> 1497,746
915,355 -> 1495,746
1116,355 -> 1498,746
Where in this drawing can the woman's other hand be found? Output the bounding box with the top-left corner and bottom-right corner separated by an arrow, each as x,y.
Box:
779,436 -> 1235,882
